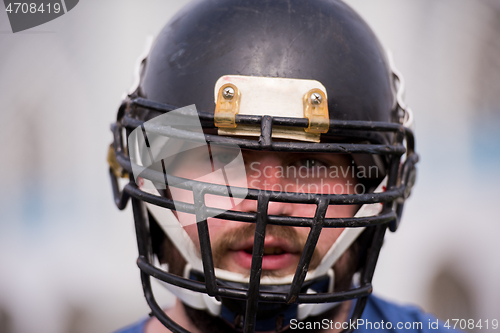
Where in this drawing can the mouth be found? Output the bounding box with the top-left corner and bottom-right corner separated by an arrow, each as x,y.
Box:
229,238 -> 301,272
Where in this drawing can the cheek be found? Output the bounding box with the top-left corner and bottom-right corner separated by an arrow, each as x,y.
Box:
288,202 -> 358,219
315,228 -> 345,257
289,204 -> 352,259
290,225 -> 344,260
325,204 -> 359,219
183,218 -> 239,251
169,186 -> 245,222
169,187 -> 197,227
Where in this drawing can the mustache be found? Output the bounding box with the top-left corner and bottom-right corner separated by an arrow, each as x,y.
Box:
211,223 -> 321,276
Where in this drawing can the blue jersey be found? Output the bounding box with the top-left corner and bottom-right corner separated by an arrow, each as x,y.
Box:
345,295 -> 459,333
114,295 -> 460,333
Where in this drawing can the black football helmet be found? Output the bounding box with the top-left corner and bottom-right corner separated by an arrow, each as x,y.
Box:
108,0 -> 418,332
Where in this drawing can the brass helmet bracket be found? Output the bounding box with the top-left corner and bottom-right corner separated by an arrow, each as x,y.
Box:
214,75 -> 329,142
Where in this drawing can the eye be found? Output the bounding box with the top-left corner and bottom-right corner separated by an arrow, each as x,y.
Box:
210,147 -> 240,166
214,152 -> 235,164
293,158 -> 327,169
288,157 -> 331,180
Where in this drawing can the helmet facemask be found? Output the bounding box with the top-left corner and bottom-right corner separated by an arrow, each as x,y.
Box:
109,78 -> 417,331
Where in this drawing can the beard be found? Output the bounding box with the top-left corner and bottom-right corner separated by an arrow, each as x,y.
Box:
179,243 -> 359,333
154,216 -> 361,333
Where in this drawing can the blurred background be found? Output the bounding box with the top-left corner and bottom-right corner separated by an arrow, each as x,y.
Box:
0,0 -> 499,332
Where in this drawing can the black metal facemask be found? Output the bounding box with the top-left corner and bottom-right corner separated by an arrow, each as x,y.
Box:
108,94 -> 418,333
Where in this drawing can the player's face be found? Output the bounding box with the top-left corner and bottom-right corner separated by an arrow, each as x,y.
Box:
168,145 -> 360,278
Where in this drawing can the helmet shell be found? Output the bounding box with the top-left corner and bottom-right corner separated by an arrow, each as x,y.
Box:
139,0 -> 396,123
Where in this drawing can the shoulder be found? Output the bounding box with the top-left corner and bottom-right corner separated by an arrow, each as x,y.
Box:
355,294 -> 462,333
113,318 -> 149,333
363,294 -> 432,323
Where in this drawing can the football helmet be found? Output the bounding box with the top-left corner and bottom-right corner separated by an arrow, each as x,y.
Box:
108,0 -> 418,332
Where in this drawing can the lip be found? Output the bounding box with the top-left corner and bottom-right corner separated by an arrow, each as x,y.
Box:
228,236 -> 301,271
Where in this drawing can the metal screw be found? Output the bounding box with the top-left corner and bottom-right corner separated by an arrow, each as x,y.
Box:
311,92 -> 322,104
223,86 -> 235,99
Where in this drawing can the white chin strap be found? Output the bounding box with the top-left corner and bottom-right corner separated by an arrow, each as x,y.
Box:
145,177 -> 387,319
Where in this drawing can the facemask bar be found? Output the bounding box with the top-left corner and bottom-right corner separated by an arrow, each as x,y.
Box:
109,97 -> 417,333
